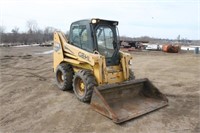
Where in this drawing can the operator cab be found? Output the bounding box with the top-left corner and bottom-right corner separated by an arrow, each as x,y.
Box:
69,18 -> 120,66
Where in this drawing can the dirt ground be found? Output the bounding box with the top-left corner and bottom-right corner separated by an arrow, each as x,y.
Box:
0,46 -> 199,133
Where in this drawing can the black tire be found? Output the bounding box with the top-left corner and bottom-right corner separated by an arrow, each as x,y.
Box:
129,69 -> 135,80
73,70 -> 97,102
55,63 -> 74,91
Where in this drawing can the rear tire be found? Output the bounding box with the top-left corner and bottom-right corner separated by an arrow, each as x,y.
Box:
55,63 -> 74,91
73,70 -> 97,102
129,69 -> 135,80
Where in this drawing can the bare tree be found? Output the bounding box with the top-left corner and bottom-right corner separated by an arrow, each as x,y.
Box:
0,26 -> 6,43
26,20 -> 38,34
11,27 -> 19,34
66,31 -> 69,39
0,26 -> 6,34
177,35 -> 181,43
11,27 -> 20,43
44,26 -> 56,42
44,26 -> 56,34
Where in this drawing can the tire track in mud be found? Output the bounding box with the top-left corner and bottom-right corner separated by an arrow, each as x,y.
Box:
160,94 -> 199,133
1,72 -> 50,82
0,53 -> 53,82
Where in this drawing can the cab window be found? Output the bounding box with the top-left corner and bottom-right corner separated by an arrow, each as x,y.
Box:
71,24 -> 92,52
71,25 -> 80,47
96,26 -> 114,58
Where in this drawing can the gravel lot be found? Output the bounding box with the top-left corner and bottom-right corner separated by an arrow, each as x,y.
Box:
0,46 -> 199,133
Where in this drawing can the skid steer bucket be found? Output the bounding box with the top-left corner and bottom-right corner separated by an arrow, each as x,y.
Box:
90,78 -> 168,123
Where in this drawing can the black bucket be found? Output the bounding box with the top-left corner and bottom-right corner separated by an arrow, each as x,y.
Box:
90,78 -> 168,123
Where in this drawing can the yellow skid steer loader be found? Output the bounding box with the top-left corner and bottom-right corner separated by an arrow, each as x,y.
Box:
53,18 -> 168,123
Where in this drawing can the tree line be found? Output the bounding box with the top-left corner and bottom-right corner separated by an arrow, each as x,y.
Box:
0,20 -> 57,44
0,20 -> 198,46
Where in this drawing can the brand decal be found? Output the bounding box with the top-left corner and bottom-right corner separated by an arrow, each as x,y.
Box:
78,52 -> 91,62
54,43 -> 61,52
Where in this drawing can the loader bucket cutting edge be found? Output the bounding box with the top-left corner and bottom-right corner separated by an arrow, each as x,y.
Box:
90,78 -> 168,123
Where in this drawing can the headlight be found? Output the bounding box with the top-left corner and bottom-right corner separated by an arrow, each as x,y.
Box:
91,19 -> 97,24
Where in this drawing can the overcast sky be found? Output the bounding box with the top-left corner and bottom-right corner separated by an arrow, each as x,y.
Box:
0,0 -> 199,40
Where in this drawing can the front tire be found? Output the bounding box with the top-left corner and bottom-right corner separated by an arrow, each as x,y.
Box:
73,70 -> 97,102
55,63 -> 74,91
129,69 -> 135,80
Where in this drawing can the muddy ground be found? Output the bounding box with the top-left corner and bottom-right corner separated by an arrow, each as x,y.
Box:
0,46 -> 199,133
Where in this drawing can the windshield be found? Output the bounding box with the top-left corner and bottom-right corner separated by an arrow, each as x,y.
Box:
96,26 -> 115,58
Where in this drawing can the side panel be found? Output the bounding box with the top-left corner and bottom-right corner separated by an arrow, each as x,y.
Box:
106,65 -> 124,83
53,31 -> 105,85
120,51 -> 132,80
107,71 -> 124,84
53,32 -> 64,72
53,31 -> 132,85
93,57 -> 104,85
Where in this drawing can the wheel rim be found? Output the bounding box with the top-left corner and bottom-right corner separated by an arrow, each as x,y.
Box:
57,71 -> 64,84
75,77 -> 85,96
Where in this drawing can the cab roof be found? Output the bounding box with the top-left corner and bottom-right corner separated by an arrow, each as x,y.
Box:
72,18 -> 119,26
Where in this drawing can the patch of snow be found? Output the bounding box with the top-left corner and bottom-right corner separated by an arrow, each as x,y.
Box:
13,44 -> 40,47
13,45 -> 31,47
35,50 -> 54,55
181,46 -> 195,51
31,44 -> 40,46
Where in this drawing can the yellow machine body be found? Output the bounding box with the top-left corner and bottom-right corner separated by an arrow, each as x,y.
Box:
53,31 -> 131,85
53,19 -> 168,123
